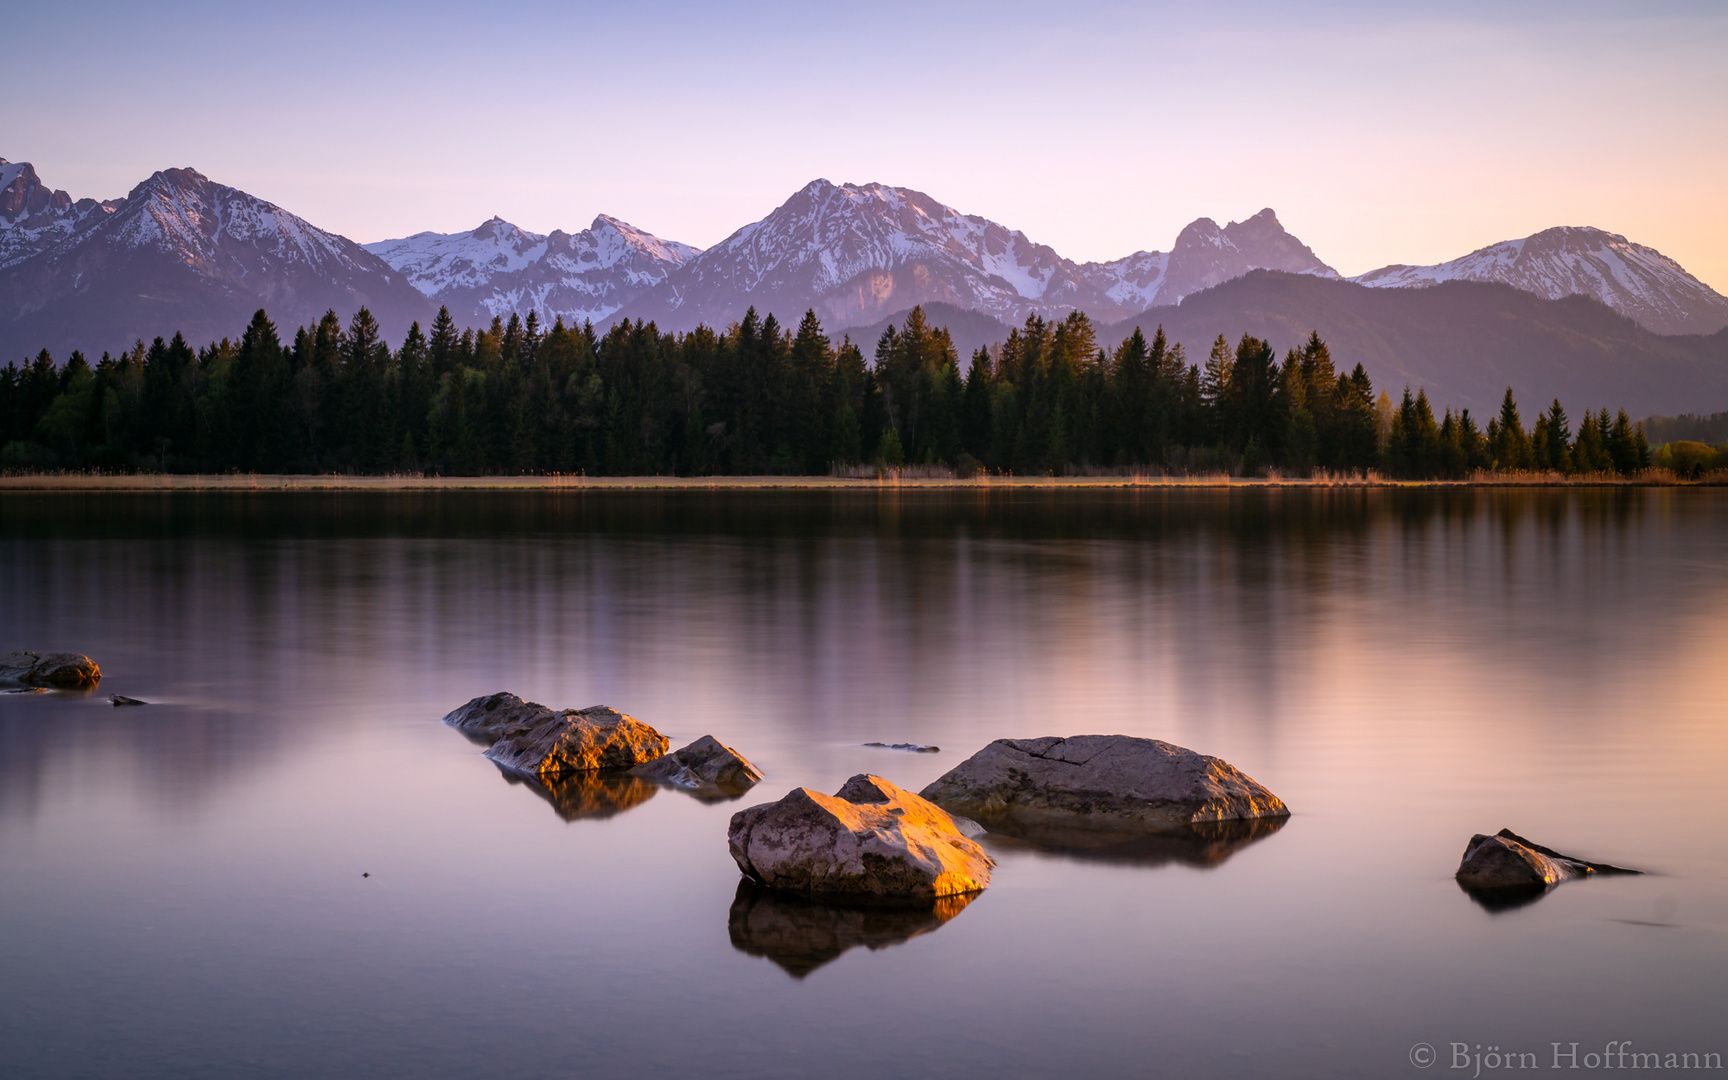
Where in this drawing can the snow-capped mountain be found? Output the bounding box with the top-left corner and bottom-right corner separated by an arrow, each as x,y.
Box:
616,180 -> 1337,333
1352,227 -> 1728,336
364,215 -> 698,328
0,162 -> 431,362
0,159 -> 122,270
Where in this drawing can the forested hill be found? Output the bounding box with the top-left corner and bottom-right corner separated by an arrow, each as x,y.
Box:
1099,271 -> 1728,419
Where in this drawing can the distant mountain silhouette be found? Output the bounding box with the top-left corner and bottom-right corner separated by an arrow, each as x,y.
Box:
1099,271 -> 1728,417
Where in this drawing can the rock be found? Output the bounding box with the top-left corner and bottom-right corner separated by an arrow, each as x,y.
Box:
630,735 -> 763,797
728,774 -> 994,904
499,766 -> 660,821
0,653 -> 38,684
864,742 -> 939,753
442,691 -> 555,742
727,877 -> 977,978
1456,833 -> 1569,890
485,706 -> 668,778
919,735 -> 1289,831
1456,828 -> 1640,891
108,695 -> 147,707
0,651 -> 101,688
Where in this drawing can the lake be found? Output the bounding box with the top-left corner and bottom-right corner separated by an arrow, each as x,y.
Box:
2,488 -> 1725,1079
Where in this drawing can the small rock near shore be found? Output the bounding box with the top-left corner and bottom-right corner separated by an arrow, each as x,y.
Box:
109,695 -> 147,707
728,774 -> 994,904
1,651 -> 101,688
919,735 -> 1289,830
485,706 -> 669,778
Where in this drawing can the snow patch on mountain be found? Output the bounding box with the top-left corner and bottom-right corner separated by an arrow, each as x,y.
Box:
1352,226 -> 1728,335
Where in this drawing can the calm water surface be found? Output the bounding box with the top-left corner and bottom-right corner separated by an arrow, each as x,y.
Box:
2,489 -> 1725,1079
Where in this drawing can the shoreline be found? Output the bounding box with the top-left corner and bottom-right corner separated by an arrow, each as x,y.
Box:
0,471 -> 1720,491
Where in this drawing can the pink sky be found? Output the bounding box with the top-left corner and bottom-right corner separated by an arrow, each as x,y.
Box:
9,1 -> 1727,289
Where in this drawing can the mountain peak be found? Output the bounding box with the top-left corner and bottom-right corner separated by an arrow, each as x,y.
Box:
2,159 -> 73,221
365,210 -> 697,327
134,167 -> 211,196
1352,225 -> 1727,335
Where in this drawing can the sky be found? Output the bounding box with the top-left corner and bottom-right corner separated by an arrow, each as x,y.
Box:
6,0 -> 1727,288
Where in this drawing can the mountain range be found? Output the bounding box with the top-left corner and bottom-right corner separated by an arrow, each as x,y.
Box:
4,156 -> 1727,415
0,159 -> 428,360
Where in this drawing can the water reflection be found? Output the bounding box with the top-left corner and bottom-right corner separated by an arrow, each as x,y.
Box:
497,767 -> 659,822
727,878 -> 979,978
979,815 -> 1287,869
2,487 -> 1723,821
1457,881 -> 1552,914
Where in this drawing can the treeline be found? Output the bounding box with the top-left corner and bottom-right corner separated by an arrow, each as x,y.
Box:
0,303 -> 1667,478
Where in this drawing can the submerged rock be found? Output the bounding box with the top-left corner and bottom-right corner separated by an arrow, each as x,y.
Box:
485,706 -> 669,778
728,774 -> 994,904
108,695 -> 147,707
442,692 -> 556,742
1456,828 -> 1639,893
728,877 -> 978,978
630,735 -> 763,797
0,651 -> 101,688
919,735 -> 1289,830
864,742 -> 939,753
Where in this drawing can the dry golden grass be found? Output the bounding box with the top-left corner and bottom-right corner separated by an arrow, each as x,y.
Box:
0,468 -> 1722,491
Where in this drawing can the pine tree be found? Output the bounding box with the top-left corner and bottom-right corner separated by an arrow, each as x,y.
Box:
1489,387 -> 1531,471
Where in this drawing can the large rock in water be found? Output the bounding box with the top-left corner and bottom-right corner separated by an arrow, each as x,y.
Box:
729,775 -> 994,904
919,735 -> 1289,830
485,706 -> 668,778
631,735 -> 764,797
0,651 -> 101,688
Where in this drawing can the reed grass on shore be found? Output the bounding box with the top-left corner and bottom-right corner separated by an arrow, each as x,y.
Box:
1,468 -> 1722,491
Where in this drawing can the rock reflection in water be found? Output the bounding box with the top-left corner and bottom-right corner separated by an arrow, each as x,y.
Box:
727,879 -> 978,979
1457,881 -> 1552,913
497,766 -> 658,822
978,814 -> 1287,868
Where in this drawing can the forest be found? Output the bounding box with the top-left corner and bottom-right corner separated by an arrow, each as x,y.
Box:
0,303 -> 1679,479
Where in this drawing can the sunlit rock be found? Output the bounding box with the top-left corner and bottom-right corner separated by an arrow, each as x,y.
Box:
727,877 -> 977,978
919,735 -> 1289,831
442,691 -> 556,742
0,651 -> 101,688
485,706 -> 669,778
1456,828 -> 1639,897
728,774 -> 994,903
630,735 -> 763,798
